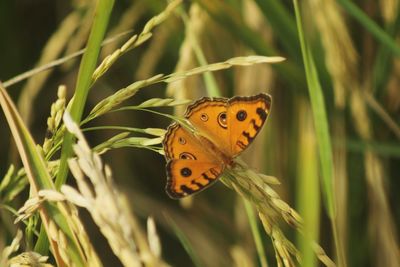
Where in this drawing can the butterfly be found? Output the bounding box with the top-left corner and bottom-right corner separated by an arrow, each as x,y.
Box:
163,93 -> 271,199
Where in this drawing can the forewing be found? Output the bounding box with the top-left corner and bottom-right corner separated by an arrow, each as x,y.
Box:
227,93 -> 271,156
184,97 -> 231,156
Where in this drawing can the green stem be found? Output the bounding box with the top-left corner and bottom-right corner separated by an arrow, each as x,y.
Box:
55,0 -> 115,189
244,199 -> 269,267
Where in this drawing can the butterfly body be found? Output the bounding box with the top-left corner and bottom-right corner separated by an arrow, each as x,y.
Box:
163,93 -> 271,199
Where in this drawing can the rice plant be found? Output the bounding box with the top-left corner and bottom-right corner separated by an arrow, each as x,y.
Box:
0,0 -> 399,266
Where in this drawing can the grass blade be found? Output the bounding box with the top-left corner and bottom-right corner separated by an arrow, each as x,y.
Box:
56,0 -> 115,189
337,0 -> 400,57
0,84 -> 86,266
292,1 -> 344,266
244,199 -> 268,267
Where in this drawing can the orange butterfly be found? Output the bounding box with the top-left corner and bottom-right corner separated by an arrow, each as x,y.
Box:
163,93 -> 271,199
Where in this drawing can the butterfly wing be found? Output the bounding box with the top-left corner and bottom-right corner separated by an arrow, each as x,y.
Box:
163,123 -> 224,198
227,93 -> 271,156
166,160 -> 223,198
184,97 -> 231,156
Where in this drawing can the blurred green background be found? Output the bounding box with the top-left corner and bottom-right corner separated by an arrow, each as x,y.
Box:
0,0 -> 400,266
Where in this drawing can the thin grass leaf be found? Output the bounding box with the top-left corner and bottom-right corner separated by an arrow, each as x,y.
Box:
372,11 -> 400,94
0,85 -> 87,266
2,31 -> 132,88
84,56 -> 284,123
83,126 -> 166,136
337,0 -> 400,57
136,98 -> 192,108
92,0 -> 183,83
254,0 -> 300,62
343,139 -> 400,157
292,1 -> 343,266
194,0 -> 305,87
296,104 -> 320,267
244,199 -> 268,267
177,4 -> 220,97
56,0 -> 115,190
0,165 -> 27,203
164,213 -> 203,267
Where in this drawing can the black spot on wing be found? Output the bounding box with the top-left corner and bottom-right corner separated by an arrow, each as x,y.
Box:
180,185 -> 196,195
250,119 -> 260,131
202,173 -> 213,182
191,180 -> 205,188
256,107 -> 267,122
242,131 -> 254,143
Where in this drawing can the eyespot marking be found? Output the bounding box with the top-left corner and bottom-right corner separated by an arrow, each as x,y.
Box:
178,137 -> 186,145
200,113 -> 209,121
217,112 -> 228,128
180,167 -> 192,177
179,152 -> 196,160
236,110 -> 247,121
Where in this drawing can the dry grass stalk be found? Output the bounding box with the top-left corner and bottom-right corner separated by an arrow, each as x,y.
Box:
92,0 -> 183,83
1,230 -> 54,267
230,245 -> 255,267
14,189 -> 102,266
1,229 -> 23,266
62,113 -> 169,267
365,151 -> 400,267
308,0 -> 357,109
102,0 -> 147,57
8,251 -> 53,267
86,55 -> 284,123
135,18 -> 176,80
166,3 -> 208,104
61,2 -> 95,71
350,88 -> 400,266
379,0 -> 399,22
221,159 -> 336,267
16,11 -> 80,126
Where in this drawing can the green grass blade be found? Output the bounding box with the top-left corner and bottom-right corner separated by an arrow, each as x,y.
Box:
292,1 -> 345,266
244,199 -> 268,267
0,85 -> 85,266
254,0 -> 300,61
195,0 -> 305,88
337,0 -> 400,57
178,6 -> 220,97
293,0 -> 335,219
55,0 -> 115,189
296,104 -> 320,267
164,213 -> 203,267
372,10 -> 400,94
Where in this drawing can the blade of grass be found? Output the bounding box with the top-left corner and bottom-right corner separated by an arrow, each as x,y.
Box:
195,0 -> 305,89
292,1 -> 344,266
337,0 -> 400,57
243,199 -> 268,267
254,0 -> 301,62
177,5 -> 220,97
372,8 -> 400,94
164,213 -> 203,267
0,84 -> 85,266
55,0 -> 115,190
296,102 -> 320,267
